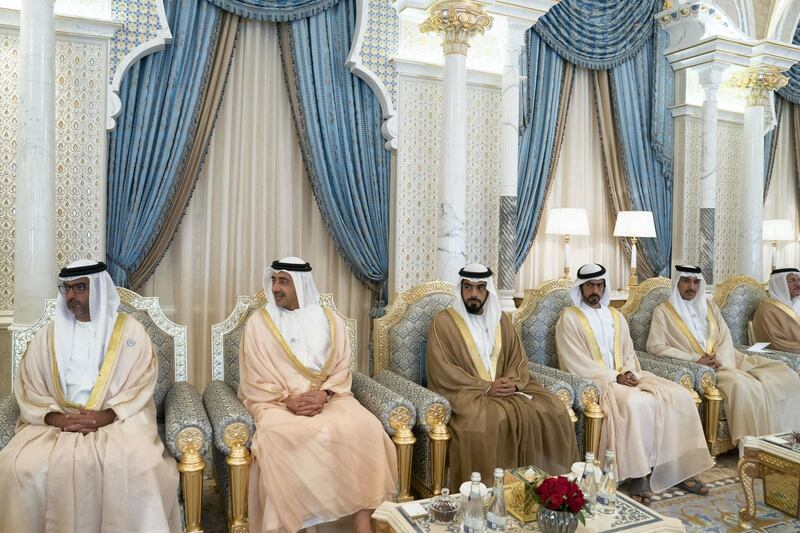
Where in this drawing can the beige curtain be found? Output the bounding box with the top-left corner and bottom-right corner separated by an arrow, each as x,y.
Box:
762,99 -> 800,280
518,67 -> 627,292
130,13 -> 241,290
141,19 -> 373,389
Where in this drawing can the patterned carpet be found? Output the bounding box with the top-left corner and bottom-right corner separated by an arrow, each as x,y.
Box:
646,452 -> 800,533
201,452 -> 799,532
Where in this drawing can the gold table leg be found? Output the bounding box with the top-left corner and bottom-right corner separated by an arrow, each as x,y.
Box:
737,457 -> 763,529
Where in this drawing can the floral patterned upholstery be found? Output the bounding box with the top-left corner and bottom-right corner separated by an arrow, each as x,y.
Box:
716,281 -> 764,346
2,290 -> 211,531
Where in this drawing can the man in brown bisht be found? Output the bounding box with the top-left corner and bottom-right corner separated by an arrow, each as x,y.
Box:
426,263 -> 578,488
752,267 -> 800,353
556,263 -> 712,505
239,257 -> 397,533
0,259 -> 180,532
648,265 -> 800,446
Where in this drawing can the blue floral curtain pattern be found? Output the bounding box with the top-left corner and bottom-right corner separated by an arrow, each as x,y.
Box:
205,0 -> 340,21
609,36 -> 672,276
278,0 -> 390,300
106,0 -> 226,286
533,0 -> 659,70
778,20 -> 800,103
515,32 -> 569,270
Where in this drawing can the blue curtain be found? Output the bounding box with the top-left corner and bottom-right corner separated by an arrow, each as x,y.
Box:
279,0 -> 390,300
609,35 -> 672,276
778,20 -> 800,103
515,32 -> 567,270
533,0 -> 658,70
106,0 -> 224,286
205,0 -> 339,21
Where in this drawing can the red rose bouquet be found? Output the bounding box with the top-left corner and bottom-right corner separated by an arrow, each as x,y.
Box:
533,476 -> 587,524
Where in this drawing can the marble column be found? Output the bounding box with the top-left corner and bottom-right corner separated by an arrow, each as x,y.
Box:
729,68 -> 788,279
13,0 -> 57,327
696,64 -> 724,285
422,1 -> 492,283
497,23 -> 528,311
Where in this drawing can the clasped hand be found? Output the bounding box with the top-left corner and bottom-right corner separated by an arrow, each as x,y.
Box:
286,390 -> 328,417
487,377 -> 516,397
697,354 -> 721,370
616,371 -> 639,387
45,407 -> 116,434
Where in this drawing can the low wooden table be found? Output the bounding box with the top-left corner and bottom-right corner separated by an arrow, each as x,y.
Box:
738,433 -> 800,528
373,492 -> 685,532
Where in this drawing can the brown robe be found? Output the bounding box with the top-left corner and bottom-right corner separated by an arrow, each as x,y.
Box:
0,314 -> 180,533
425,309 -> 579,487
752,298 -> 800,353
239,308 -> 398,533
647,299 -> 800,443
556,306 -> 712,493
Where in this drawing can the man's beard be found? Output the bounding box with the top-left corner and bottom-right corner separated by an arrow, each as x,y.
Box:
464,298 -> 486,314
586,294 -> 600,305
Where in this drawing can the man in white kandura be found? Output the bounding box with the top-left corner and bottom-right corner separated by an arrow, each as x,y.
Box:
556,263 -> 713,505
0,259 -> 180,532
647,264 -> 800,445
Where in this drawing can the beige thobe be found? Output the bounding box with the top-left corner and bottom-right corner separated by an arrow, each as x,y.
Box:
556,306 -> 712,492
426,310 -> 579,487
647,300 -> 800,443
239,308 -> 398,533
0,314 -> 180,533
752,298 -> 800,353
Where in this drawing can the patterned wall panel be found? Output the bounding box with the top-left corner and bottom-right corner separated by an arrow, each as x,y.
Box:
680,115 -> 703,263
362,0 -> 398,105
0,31 -> 18,312
395,75 -> 441,292
0,31 -> 106,312
54,39 -> 106,266
714,120 -> 744,281
464,85 -> 500,271
109,0 -> 162,78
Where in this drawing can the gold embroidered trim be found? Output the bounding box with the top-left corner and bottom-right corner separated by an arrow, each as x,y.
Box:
260,308 -> 336,390
567,306 -> 623,372
663,302 -> 717,356
50,314 -> 127,410
446,308 -> 502,381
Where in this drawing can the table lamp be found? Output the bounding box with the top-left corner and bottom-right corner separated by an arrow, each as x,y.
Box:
545,208 -> 590,278
613,211 -> 656,288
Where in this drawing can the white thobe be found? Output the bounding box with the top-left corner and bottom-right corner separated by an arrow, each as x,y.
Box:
64,320 -> 101,404
267,306 -> 331,372
674,298 -> 709,347
465,313 -> 495,377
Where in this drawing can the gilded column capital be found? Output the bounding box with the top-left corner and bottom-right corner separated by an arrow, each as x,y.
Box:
420,0 -> 493,56
728,67 -> 789,107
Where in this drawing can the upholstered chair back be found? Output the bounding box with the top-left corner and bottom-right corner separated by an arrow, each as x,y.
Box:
713,276 -> 766,346
211,290 -> 357,391
11,288 -> 187,421
512,279 -> 572,368
373,282 -> 455,387
619,278 -> 672,352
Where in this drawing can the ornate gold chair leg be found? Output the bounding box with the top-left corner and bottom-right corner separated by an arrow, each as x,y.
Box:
177,428 -> 206,533
389,406 -> 416,502
583,403 -> 603,458
425,404 -> 450,496
224,423 -> 251,533
703,385 -> 723,455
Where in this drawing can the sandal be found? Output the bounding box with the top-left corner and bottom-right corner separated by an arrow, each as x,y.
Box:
677,478 -> 709,495
629,478 -> 653,506
629,492 -> 652,506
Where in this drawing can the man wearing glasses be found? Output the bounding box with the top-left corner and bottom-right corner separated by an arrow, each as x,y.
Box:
0,259 -> 180,532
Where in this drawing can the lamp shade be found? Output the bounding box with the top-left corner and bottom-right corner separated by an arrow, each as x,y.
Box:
762,219 -> 795,242
613,211 -> 656,238
545,208 -> 590,236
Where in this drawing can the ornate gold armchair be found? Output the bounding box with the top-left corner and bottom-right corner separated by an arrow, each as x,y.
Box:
373,281 -> 579,497
713,276 -> 800,373
0,288 -> 211,533
203,291 -> 417,532
511,279 -> 604,457
620,278 -> 732,456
